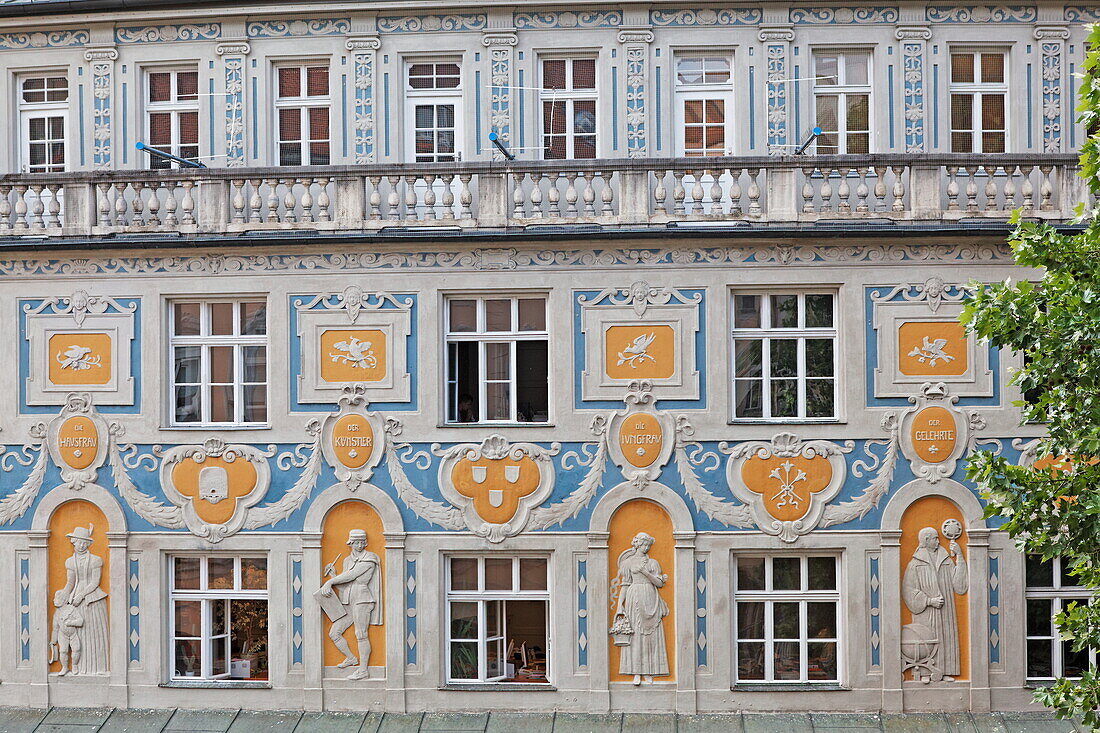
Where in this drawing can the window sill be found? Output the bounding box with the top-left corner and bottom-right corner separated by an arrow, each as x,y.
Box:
728,419 -> 842,425
441,683 -> 556,692
161,424 -> 272,431
439,423 -> 555,429
732,683 -> 848,692
160,680 -> 272,689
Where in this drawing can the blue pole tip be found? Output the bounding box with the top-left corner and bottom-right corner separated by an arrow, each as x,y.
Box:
812,126 -> 823,136
135,141 -> 146,149
488,132 -> 498,142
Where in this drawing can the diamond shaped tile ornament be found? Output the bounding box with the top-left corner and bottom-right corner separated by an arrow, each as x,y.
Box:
898,382 -> 983,483
579,633 -> 588,650
406,632 -> 416,649
722,432 -> 853,542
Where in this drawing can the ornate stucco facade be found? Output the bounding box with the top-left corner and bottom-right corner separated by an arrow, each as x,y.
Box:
0,0 -> 1094,717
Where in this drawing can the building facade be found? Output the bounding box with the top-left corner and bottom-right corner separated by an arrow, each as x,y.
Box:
0,0 -> 1095,716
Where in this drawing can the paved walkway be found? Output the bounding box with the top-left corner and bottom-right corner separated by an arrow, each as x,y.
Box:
0,709 -> 1087,733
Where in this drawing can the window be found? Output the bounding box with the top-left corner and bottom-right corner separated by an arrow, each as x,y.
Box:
734,555 -> 841,684
446,296 -> 549,424
170,300 -> 268,426
1025,556 -> 1095,680
276,64 -> 330,165
170,556 -> 268,681
675,55 -> 734,156
731,292 -> 837,420
950,51 -> 1007,153
19,75 -> 68,173
446,556 -> 550,683
146,69 -> 199,169
540,58 -> 597,159
407,61 -> 462,162
813,51 -> 871,154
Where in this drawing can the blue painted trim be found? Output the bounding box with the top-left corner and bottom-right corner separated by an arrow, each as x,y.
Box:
932,64 -> 939,148
887,65 -> 895,149
405,559 -> 417,666
384,72 -> 391,158
122,82 -> 128,164
78,84 -> 86,166
612,66 -> 619,152
19,556 -> 30,662
341,74 -> 348,159
793,65 -> 801,144
988,555 -> 1000,665
1027,63 -> 1033,150
870,555 -> 881,669
519,69 -> 526,153
655,67 -> 662,152
1071,62 -> 1077,149
251,76 -> 258,161
208,78 -> 215,157
577,559 -> 588,668
696,558 -> 708,668
291,557 -> 304,666
749,66 -> 756,149
475,70 -> 482,156
128,557 -> 140,662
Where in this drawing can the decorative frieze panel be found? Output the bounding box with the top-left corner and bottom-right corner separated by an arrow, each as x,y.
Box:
114,24 -> 220,44
649,8 -> 762,26
128,554 -> 140,665
294,288 -> 413,404
1037,27 -> 1069,154
246,19 -> 351,38
605,383 -> 676,487
871,278 -> 992,399
23,292 -> 137,407
318,387 -> 387,488
898,28 -> 930,153
376,14 -> 486,33
925,5 -> 1036,23
579,281 -> 701,402
761,30 -> 794,155
620,31 -> 652,158
483,33 -> 517,155
86,48 -> 117,170
577,557 -> 589,670
0,29 -> 89,49
1065,6 -> 1100,22
514,11 -> 622,29
789,7 -> 899,24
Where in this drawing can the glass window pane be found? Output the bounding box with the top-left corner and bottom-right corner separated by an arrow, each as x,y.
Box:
485,299 -> 512,332
449,300 -> 477,332
734,295 -> 761,328
774,641 -> 801,680
241,558 -> 267,590
737,601 -> 765,638
806,379 -> 835,418
684,99 -> 703,125
816,54 -> 839,86
177,71 -> 199,100
808,557 -> 836,590
518,298 -> 546,332
212,634 -> 228,677
174,346 -> 201,384
845,53 -> 869,85
735,340 -> 763,378
816,95 -> 839,133
807,602 -> 837,638
485,342 -> 511,381
239,302 -> 266,335
677,57 -> 703,85
1026,598 -> 1052,637
149,71 -> 171,103
771,379 -> 797,418
211,598 -> 229,634
771,339 -> 797,378
485,558 -> 512,591
771,294 -> 798,328
805,294 -> 833,328
806,339 -> 834,377
1060,561 -> 1080,588
735,379 -> 763,418
229,599 -> 268,679
210,346 -> 234,383
774,602 -> 800,639
808,642 -> 837,680
951,53 -> 974,84
516,340 -> 548,423
450,641 -> 478,679
307,66 -> 329,97
542,60 -> 566,90
981,53 -> 1004,84
982,94 -> 1005,131
278,66 -> 301,98
174,557 -> 201,589
519,558 -> 548,590
1063,640 -> 1090,677
210,303 -> 234,335
737,557 -> 765,590
737,642 -> 765,680
175,386 -> 200,423
1025,556 -> 1054,587
243,346 -> 266,383
486,382 -> 511,421
773,557 -> 801,590
450,601 -> 478,638
173,303 -> 201,336
243,385 -> 267,424
847,94 -> 869,132
982,131 -> 1005,154
175,639 -> 202,677
1026,639 -> 1053,678
208,558 -> 234,590
451,558 -> 478,591
572,59 -> 596,89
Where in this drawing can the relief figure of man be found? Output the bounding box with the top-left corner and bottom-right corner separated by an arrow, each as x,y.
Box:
318,528 -> 382,680
902,526 -> 969,680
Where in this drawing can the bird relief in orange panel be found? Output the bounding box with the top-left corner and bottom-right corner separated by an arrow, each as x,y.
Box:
898,321 -> 968,377
451,455 -> 541,525
48,332 -> 112,386
604,324 -> 676,380
171,456 -> 259,525
740,454 -> 832,524
320,329 -> 388,383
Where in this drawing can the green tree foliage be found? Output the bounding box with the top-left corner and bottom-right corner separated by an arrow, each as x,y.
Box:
961,24 -> 1100,730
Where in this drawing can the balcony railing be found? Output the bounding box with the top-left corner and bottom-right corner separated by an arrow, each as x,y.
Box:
0,154 -> 1086,237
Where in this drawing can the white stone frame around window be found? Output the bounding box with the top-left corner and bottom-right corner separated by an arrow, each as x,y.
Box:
17,72 -> 69,174
811,49 -> 873,155
1024,556 -> 1095,682
143,66 -> 200,168
273,61 -> 332,167
404,57 -> 464,164
673,52 -> 736,157
948,49 -> 1009,154
538,55 -> 599,160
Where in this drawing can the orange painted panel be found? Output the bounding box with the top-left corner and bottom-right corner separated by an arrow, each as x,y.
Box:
57,416 -> 100,470
451,456 -> 540,525
320,329 -> 388,383
605,325 -> 676,380
48,500 -> 109,674
48,332 -> 113,386
741,455 -> 832,523
899,496 -> 969,682
898,321 -> 968,377
618,413 -> 665,469
910,406 -> 957,464
331,414 -> 376,469
321,500 -> 386,668
171,455 -> 258,525
608,498 -> 675,682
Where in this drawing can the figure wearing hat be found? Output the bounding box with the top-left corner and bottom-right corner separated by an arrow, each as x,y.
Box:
54,524 -> 108,675
318,529 -> 382,680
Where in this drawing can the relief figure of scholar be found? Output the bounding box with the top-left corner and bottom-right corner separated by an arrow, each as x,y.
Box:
317,528 -> 382,680
610,531 -> 669,685
902,522 -> 969,681
50,525 -> 109,676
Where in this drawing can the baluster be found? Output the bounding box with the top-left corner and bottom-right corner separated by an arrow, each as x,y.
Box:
580,171 -> 595,216
27,184 -> 45,229
0,185 -> 11,231
964,166 -> 979,212
945,166 -> 960,211
672,171 -> 686,216
873,167 -> 888,211
97,182 -> 112,227
180,181 -> 196,225
440,174 -> 456,220
298,179 -> 314,223
747,169 -> 762,217
563,172 -> 579,218
266,178 -> 281,222
528,172 -> 543,218
14,185 -> 30,229
231,179 -> 246,223
249,179 -> 263,223
728,169 -> 743,217
984,167 -> 999,211
819,169 -> 834,212
708,170 -> 723,215
1002,167 -> 1017,212
147,182 -> 162,225
47,185 -> 62,227
422,174 -> 438,221
689,171 -> 704,215
600,172 -> 615,216
801,167 -> 817,213
114,183 -> 128,225
367,175 -> 383,220
837,169 -> 852,214
891,166 -> 906,212
458,174 -> 473,219
382,176 -> 398,220
1039,165 -> 1054,211
547,173 -> 562,218
316,177 -> 331,222
1019,166 -> 1035,211
164,183 -> 179,226
855,168 -> 870,213
282,178 -> 298,223
131,182 -> 145,225
653,171 -> 668,214
404,175 -> 419,221
513,173 -> 527,219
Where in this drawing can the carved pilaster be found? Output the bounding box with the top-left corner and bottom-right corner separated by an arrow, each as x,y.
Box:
759,28 -> 794,154
217,41 -> 250,167
84,47 -> 118,169
896,27 -> 931,153
618,30 -> 653,158
1036,26 -> 1070,153
482,32 -> 517,159
347,36 -> 381,163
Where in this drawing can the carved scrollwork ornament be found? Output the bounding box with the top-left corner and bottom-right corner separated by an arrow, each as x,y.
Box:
45,392 -> 111,490
898,382 -> 982,483
0,425 -> 48,525
605,381 -> 676,489
318,386 -> 387,487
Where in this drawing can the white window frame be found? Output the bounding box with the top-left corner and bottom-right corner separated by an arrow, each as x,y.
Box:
1025,556 -> 1095,681
273,62 -> 332,166
444,294 -> 550,425
673,53 -> 735,157
144,67 -> 200,168
812,50 -> 872,155
168,555 -> 268,682
168,299 -> 268,428
733,554 -> 843,685
730,290 -> 839,422
949,49 -> 1009,154
445,555 -> 552,684
18,73 -> 69,173
538,56 -> 599,160
404,58 -> 464,163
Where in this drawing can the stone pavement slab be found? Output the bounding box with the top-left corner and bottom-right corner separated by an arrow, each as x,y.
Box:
377,713 -> 424,733
99,709 -> 176,732
226,711 -> 303,732
163,709 -> 239,732
743,713 -> 813,733
292,711 -> 366,733
420,712 -> 488,731
998,712 -> 1080,733
968,714 -> 1007,733
882,714 -> 952,733
677,713 -> 743,733
620,713 -> 675,733
813,713 -> 882,730
32,726 -> 99,733
0,708 -> 48,733
358,712 -> 384,733
552,712 -> 623,733
41,709 -> 113,726
485,712 -> 553,733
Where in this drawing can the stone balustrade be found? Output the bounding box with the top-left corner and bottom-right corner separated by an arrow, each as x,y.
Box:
0,154 -> 1085,237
